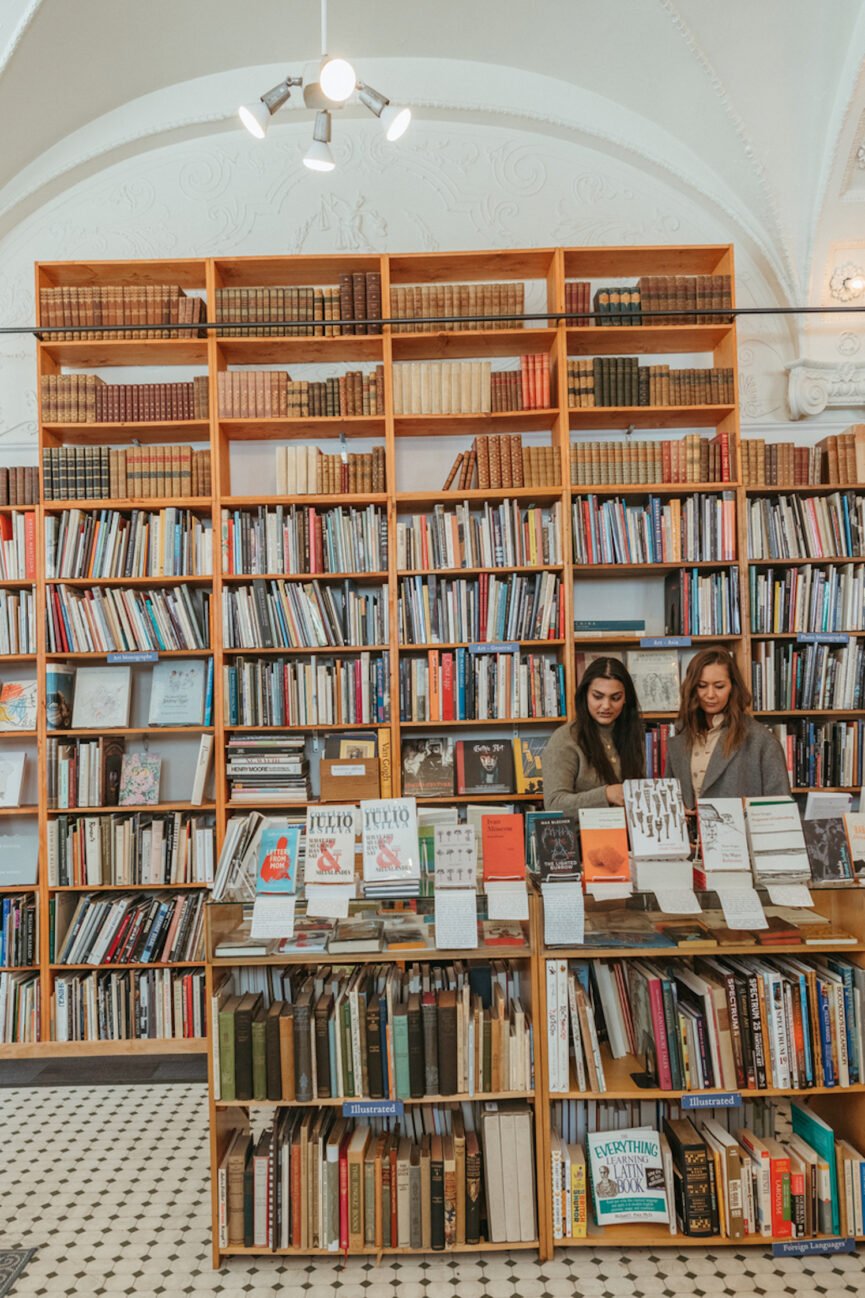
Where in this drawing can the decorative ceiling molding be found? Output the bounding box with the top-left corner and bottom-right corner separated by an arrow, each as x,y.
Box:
787,357 -> 865,418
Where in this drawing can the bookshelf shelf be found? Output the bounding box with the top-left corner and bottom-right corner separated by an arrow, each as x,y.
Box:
221,570 -> 388,584
44,423 -> 210,447
43,496 -> 212,511
565,323 -> 731,355
50,961 -> 205,971
0,884 -> 38,894
216,335 -> 384,364
220,415 -> 385,441
0,806 -> 38,816
571,561 -> 737,575
572,634 -> 740,647
223,721 -> 382,733
39,338 -> 208,367
398,717 -> 566,728
47,574 -> 212,587
395,410 -> 559,438
49,882 -> 210,892
397,487 -> 563,508
415,792 -> 543,804
749,631 -> 865,639
754,710 -> 865,718
399,640 -> 566,651
210,943 -> 533,969
214,1090 -> 536,1109
748,556 -> 865,566
46,802 -> 216,814
398,565 -> 565,577
390,327 -> 557,360
45,649 -> 211,660
48,726 -> 214,737
223,493 -> 389,509
0,1037 -> 207,1058
568,404 -> 735,431
541,941 -> 865,959
0,579 -> 36,589
569,482 -> 740,496
221,1242 -> 541,1257
221,644 -> 388,656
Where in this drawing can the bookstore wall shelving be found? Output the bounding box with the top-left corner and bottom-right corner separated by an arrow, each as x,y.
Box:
8,244 -> 865,1261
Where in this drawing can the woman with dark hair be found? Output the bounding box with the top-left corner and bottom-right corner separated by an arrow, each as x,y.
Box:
543,657 -> 645,812
665,646 -> 790,807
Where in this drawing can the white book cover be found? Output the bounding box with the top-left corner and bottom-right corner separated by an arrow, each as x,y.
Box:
804,791 -> 853,820
148,659 -> 206,725
623,779 -> 689,859
697,798 -> 750,872
844,813 -> 865,880
361,797 -> 420,884
305,805 -> 358,885
71,666 -> 131,729
0,751 -> 25,807
745,797 -> 806,851
626,650 -> 681,714
587,1127 -> 669,1224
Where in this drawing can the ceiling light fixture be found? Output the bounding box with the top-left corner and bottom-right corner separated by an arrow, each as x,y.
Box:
830,262 -> 865,302
238,0 -> 410,166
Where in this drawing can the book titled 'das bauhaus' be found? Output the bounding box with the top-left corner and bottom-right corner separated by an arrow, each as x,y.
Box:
361,797 -> 420,895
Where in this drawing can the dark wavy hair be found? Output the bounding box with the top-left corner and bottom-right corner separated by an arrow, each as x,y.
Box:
676,646 -> 751,756
573,658 -> 645,784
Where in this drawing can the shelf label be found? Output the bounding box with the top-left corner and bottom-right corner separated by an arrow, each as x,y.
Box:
469,642 -> 519,655
107,651 -> 159,663
773,1238 -> 855,1258
342,1100 -> 404,1118
640,636 -> 692,649
796,633 -> 849,646
681,1091 -> 741,1110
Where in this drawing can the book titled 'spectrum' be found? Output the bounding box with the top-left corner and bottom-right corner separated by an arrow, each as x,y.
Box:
305,804 -> 357,885
361,797 -> 420,884
587,1127 -> 669,1224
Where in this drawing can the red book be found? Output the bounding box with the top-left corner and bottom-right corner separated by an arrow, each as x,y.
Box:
519,355 -> 529,410
290,1134 -> 302,1246
646,974 -> 674,1089
481,813 -> 525,882
339,1127 -> 351,1251
441,652 -> 454,721
541,354 -> 551,408
389,1134 -> 399,1246
763,1138 -> 792,1238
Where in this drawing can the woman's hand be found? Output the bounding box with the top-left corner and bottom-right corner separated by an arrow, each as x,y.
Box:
605,783 -> 625,806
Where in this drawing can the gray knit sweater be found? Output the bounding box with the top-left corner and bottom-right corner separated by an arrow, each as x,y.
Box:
542,722 -> 618,815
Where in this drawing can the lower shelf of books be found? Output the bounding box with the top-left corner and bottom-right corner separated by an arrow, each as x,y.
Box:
558,1225 -> 864,1247
219,1241 -> 541,1257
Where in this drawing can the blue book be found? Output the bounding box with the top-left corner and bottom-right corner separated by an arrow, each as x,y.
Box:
456,648 -> 466,720
791,1101 -> 840,1236
140,901 -> 171,964
203,658 -> 214,726
256,823 -> 302,893
816,980 -> 836,1087
392,1009 -> 411,1100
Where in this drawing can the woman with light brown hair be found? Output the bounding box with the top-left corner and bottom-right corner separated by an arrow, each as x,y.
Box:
665,646 -> 790,809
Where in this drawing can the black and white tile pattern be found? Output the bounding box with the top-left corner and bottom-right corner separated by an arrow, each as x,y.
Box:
3,1083 -> 865,1297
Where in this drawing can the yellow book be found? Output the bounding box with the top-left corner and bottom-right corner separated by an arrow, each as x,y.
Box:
569,1144 -> 587,1238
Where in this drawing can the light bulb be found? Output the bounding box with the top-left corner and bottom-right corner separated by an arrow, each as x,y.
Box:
304,141 -> 336,171
239,101 -> 270,139
320,56 -> 356,102
846,275 -> 865,294
381,104 -> 411,142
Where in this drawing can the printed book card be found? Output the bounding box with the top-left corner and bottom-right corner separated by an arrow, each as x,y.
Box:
587,1128 -> 669,1225
361,797 -> 420,885
697,798 -> 749,873
118,753 -> 162,806
623,779 -> 689,860
305,805 -> 358,885
578,807 -> 630,885
46,665 -> 75,729
256,821 -> 302,894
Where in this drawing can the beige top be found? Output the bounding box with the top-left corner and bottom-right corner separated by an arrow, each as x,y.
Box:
690,714 -> 726,802
543,721 -> 621,816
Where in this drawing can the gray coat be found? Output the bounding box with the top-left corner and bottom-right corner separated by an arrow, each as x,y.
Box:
664,716 -> 791,808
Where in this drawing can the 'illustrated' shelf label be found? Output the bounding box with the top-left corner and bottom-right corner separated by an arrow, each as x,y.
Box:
681,1091 -> 741,1110
342,1100 -> 404,1118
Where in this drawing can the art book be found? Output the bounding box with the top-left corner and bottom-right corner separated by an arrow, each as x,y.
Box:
802,817 -> 855,885
578,807 -> 630,885
256,820 -> 302,894
844,813 -> 865,882
512,735 -> 545,795
587,1127 -> 669,1225
71,666 -> 131,730
625,650 -> 681,714
304,805 -> 357,885
118,753 -> 161,806
0,751 -> 25,807
0,680 -> 37,731
697,797 -> 750,872
401,736 -> 455,797
480,813 -> 525,883
529,813 -> 580,881
455,739 -> 515,795
148,659 -> 207,725
361,797 -> 420,886
46,664 -> 75,729
623,779 -> 689,860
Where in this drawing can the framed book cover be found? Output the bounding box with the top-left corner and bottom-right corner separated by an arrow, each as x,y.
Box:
0,680 -> 37,732
147,659 -> 206,725
0,751 -> 25,807
455,739 -> 515,795
338,738 -> 376,759
361,797 -> 420,885
71,666 -> 131,730
118,753 -> 162,806
401,737 -> 455,797
256,822 -> 302,894
46,664 -> 75,729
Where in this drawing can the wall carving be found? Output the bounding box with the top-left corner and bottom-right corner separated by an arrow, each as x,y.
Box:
787,359 -> 865,419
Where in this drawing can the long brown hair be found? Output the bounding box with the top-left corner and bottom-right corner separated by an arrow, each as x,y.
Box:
676,647 -> 751,755
573,658 -> 645,783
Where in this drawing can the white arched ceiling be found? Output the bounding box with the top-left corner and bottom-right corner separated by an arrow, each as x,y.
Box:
0,0 -> 863,449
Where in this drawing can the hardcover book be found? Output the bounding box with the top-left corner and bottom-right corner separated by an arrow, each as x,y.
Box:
71,666 -> 131,730
455,740 -> 515,795
0,680 -> 37,731
118,753 -> 162,806
578,807 -> 630,884
304,805 -> 357,885
46,664 -> 75,729
587,1128 -> 669,1224
328,918 -> 383,953
401,737 -> 455,797
626,650 -> 681,714
148,659 -> 207,725
512,736 -> 545,795
256,822 -> 302,894
624,779 -> 689,860
697,798 -> 750,872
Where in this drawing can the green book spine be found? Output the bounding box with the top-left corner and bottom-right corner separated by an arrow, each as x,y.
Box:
218,1005 -> 237,1103
251,1014 -> 267,1101
393,1009 -> 412,1100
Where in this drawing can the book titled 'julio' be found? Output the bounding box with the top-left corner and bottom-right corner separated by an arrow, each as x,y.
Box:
361,797 -> 420,889
304,805 -> 357,885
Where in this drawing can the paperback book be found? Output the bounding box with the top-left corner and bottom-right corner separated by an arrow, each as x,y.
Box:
624,779 -> 689,860
587,1128 -> 669,1224
529,813 -> 581,881
256,821 -> 303,893
802,817 -> 855,885
697,798 -> 750,872
626,650 -> 681,714
118,753 -> 162,806
148,658 -> 207,725
0,681 -> 37,731
578,808 -> 630,885
304,805 -> 357,885
361,797 -> 421,896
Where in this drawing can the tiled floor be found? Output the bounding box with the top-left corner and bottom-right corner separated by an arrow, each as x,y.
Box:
3,1082 -> 865,1297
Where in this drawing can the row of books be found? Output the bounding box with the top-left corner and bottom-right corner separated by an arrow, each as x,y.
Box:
45,508 -> 213,579
215,959 -> 532,1104
400,736 -> 542,799
224,653 -> 391,728
0,510 -> 36,581
748,564 -> 865,634
0,894 -> 36,968
42,444 -> 212,502
742,428 -> 865,486
569,431 -> 733,486
389,281 -> 525,332
53,966 -> 206,1042
46,812 -> 215,888
40,374 -> 210,424
567,359 -> 734,408
39,283 -> 205,339
573,274 -> 734,326
214,275 -> 383,336
572,492 -> 737,565
772,719 -> 865,791
226,736 -> 310,805
45,584 -> 211,653
218,1101 -> 536,1251
751,641 -> 865,711
52,890 -> 205,966
273,445 -> 387,496
392,357 -> 550,415
0,466 -> 39,505
220,504 -> 387,577
221,580 -> 387,651
441,436 -> 560,491
43,659 -> 213,731
664,568 -> 742,636
397,572 -> 563,645
0,971 -> 39,1043
395,500 -> 562,572
398,652 -> 566,722
0,590 -> 35,654
216,368 -> 385,419
746,491 -> 865,561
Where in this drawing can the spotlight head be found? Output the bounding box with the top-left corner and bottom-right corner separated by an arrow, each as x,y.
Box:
357,82 -> 411,141
239,76 -> 300,138
304,110 -> 335,172
319,55 -> 356,102
845,274 -> 865,295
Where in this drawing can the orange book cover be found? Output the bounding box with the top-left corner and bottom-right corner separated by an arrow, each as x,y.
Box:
577,808 -> 630,884
481,813 -> 525,882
